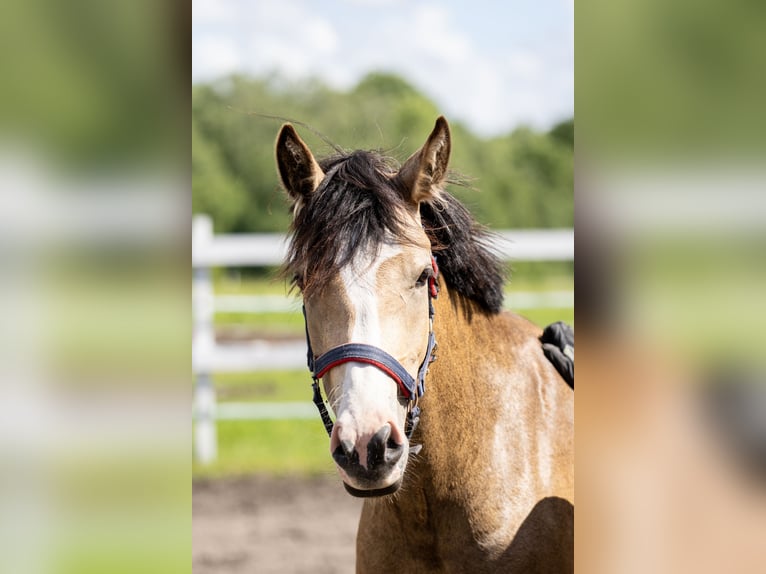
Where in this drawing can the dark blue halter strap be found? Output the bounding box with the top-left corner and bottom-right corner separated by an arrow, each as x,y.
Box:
313,343 -> 419,401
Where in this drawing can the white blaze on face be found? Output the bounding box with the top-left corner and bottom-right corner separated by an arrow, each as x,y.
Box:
329,243 -> 408,468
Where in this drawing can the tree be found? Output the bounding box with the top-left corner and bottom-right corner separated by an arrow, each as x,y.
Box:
192,73 -> 573,233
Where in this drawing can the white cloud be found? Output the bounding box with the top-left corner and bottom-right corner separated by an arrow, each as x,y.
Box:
193,0 -> 340,82
192,0 -> 572,135
193,36 -> 242,79
249,16 -> 339,80
341,0 -> 405,5
357,2 -> 558,134
409,4 -> 471,63
508,52 -> 543,78
192,0 -> 230,24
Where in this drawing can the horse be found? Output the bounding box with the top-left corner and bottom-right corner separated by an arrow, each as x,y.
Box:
275,117 -> 573,573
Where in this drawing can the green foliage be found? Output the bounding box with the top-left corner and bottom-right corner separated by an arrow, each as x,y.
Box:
578,0 -> 766,159
0,0 -> 179,169
192,72 -> 573,232
549,119 -> 574,148
192,119 -> 249,233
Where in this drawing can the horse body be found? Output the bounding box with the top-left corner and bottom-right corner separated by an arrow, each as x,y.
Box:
357,282 -> 573,573
274,116 -> 573,572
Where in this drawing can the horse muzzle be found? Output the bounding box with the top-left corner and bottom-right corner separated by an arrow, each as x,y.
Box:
331,423 -> 406,497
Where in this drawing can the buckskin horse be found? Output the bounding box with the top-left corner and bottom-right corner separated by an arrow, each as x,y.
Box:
275,117 -> 573,572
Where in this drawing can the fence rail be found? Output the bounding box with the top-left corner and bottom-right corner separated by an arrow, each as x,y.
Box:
193,227 -> 574,267
192,214 -> 573,463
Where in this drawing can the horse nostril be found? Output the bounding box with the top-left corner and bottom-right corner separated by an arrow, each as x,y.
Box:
332,439 -> 359,468
373,424 -> 392,444
367,425 -> 388,468
367,424 -> 404,469
384,439 -> 404,466
340,439 -> 355,458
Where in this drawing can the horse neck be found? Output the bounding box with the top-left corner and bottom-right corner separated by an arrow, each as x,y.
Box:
359,282 -> 574,568
407,280 -> 563,498
424,281 -> 509,432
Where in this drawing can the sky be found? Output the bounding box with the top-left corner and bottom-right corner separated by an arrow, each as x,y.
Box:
192,0 -> 573,137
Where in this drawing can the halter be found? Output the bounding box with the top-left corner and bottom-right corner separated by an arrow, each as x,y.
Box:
302,256 -> 440,445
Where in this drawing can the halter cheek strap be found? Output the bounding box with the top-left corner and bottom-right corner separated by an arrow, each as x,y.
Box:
303,256 -> 439,442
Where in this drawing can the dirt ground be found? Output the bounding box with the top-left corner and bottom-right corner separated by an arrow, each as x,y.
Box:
193,475 -> 363,574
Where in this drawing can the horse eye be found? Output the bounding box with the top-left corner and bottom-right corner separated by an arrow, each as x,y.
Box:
293,274 -> 305,290
415,268 -> 432,288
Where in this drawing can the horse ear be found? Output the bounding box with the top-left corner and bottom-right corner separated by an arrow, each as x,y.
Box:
275,124 -> 324,204
396,116 -> 451,205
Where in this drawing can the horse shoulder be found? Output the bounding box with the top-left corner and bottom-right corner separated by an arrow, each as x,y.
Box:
361,307 -> 574,572
490,311 -> 574,493
467,311 -> 574,571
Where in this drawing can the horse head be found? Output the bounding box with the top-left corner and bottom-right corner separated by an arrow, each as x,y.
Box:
276,117 -> 451,496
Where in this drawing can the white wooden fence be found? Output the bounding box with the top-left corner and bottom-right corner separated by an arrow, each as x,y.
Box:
192,215 -> 574,463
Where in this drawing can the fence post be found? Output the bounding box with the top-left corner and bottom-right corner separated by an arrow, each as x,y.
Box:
193,215 -> 217,464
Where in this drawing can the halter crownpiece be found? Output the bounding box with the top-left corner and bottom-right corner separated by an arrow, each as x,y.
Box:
302,256 -> 440,445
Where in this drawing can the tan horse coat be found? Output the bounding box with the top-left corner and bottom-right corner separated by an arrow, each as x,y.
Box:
356,281 -> 574,573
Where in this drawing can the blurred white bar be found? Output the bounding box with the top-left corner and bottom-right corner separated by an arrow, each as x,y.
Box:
597,168 -> 766,234
0,152 -> 180,245
495,229 -> 574,261
193,340 -> 308,372
506,290 -> 574,309
192,233 -> 290,267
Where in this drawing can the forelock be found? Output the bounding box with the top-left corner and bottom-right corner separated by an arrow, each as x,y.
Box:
283,150 -> 417,296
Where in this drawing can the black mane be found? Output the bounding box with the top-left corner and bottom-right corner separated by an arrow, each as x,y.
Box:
284,149 -> 505,314
421,195 -> 505,314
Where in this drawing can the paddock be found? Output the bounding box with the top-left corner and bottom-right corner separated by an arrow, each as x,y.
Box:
193,475 -> 360,574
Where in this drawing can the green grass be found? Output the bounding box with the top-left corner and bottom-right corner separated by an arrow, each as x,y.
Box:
214,271 -> 289,294
212,370 -> 310,402
519,307 -> 574,328
215,311 -> 305,333
193,419 -> 334,478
